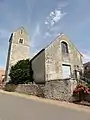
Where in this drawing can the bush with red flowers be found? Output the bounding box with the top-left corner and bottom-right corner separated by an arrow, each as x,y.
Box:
73,83 -> 90,101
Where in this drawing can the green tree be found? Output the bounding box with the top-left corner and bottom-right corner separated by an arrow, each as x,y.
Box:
9,59 -> 33,84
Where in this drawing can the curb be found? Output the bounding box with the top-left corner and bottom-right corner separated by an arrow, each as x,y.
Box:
0,90 -> 90,113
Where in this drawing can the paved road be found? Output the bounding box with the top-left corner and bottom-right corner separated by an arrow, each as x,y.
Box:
0,93 -> 90,120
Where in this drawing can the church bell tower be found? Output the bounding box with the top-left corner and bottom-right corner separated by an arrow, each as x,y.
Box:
5,27 -> 30,82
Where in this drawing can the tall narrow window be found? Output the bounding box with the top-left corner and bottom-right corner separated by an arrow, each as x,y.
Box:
61,41 -> 68,54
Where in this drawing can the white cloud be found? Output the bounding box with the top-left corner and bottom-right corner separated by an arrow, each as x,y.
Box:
44,32 -> 51,39
44,4 -> 67,39
45,21 -> 48,25
30,24 -> 40,47
25,0 -> 31,26
54,10 -> 67,23
80,49 -> 90,63
50,25 -> 60,32
82,52 -> 90,63
31,24 -> 40,40
45,9 -> 67,27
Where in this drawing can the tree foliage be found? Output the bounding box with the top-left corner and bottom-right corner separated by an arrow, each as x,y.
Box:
9,59 -> 33,84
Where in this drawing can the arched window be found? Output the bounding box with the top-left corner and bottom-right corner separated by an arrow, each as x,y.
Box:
61,41 -> 68,54
19,39 -> 23,44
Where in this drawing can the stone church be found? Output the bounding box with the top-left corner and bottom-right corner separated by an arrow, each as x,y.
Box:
4,27 -> 84,100
5,28 -> 83,83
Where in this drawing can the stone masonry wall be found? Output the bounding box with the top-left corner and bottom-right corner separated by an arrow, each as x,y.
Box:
45,34 -> 83,81
15,84 -> 45,97
10,28 -> 30,66
4,79 -> 78,102
45,38 -> 62,81
4,83 -> 45,97
43,80 -> 74,101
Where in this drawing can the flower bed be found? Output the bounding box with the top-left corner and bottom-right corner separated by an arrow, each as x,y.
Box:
73,83 -> 90,102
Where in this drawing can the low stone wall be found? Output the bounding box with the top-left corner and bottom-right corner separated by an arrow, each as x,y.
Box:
16,84 -> 45,97
4,83 -> 45,98
4,79 -> 76,102
4,80 -> 90,102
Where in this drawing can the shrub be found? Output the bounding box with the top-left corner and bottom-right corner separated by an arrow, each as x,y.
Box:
73,83 -> 90,101
9,59 -> 33,85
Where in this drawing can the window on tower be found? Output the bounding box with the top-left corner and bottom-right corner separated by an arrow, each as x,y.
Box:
19,39 -> 23,44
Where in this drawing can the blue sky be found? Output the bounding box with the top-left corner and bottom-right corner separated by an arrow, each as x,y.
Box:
0,0 -> 90,68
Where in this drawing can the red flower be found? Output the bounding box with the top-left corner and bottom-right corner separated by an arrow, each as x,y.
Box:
73,83 -> 90,96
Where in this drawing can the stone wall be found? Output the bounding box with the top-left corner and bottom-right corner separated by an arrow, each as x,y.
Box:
4,79 -> 77,102
43,80 -> 73,101
4,84 -> 45,98
45,38 -> 62,81
45,33 -> 83,82
16,84 -> 44,97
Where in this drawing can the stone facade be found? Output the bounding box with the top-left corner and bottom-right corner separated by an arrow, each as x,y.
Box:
43,80 -> 71,101
45,33 -> 83,81
5,27 -> 30,82
42,79 -> 77,101
31,33 -> 83,83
